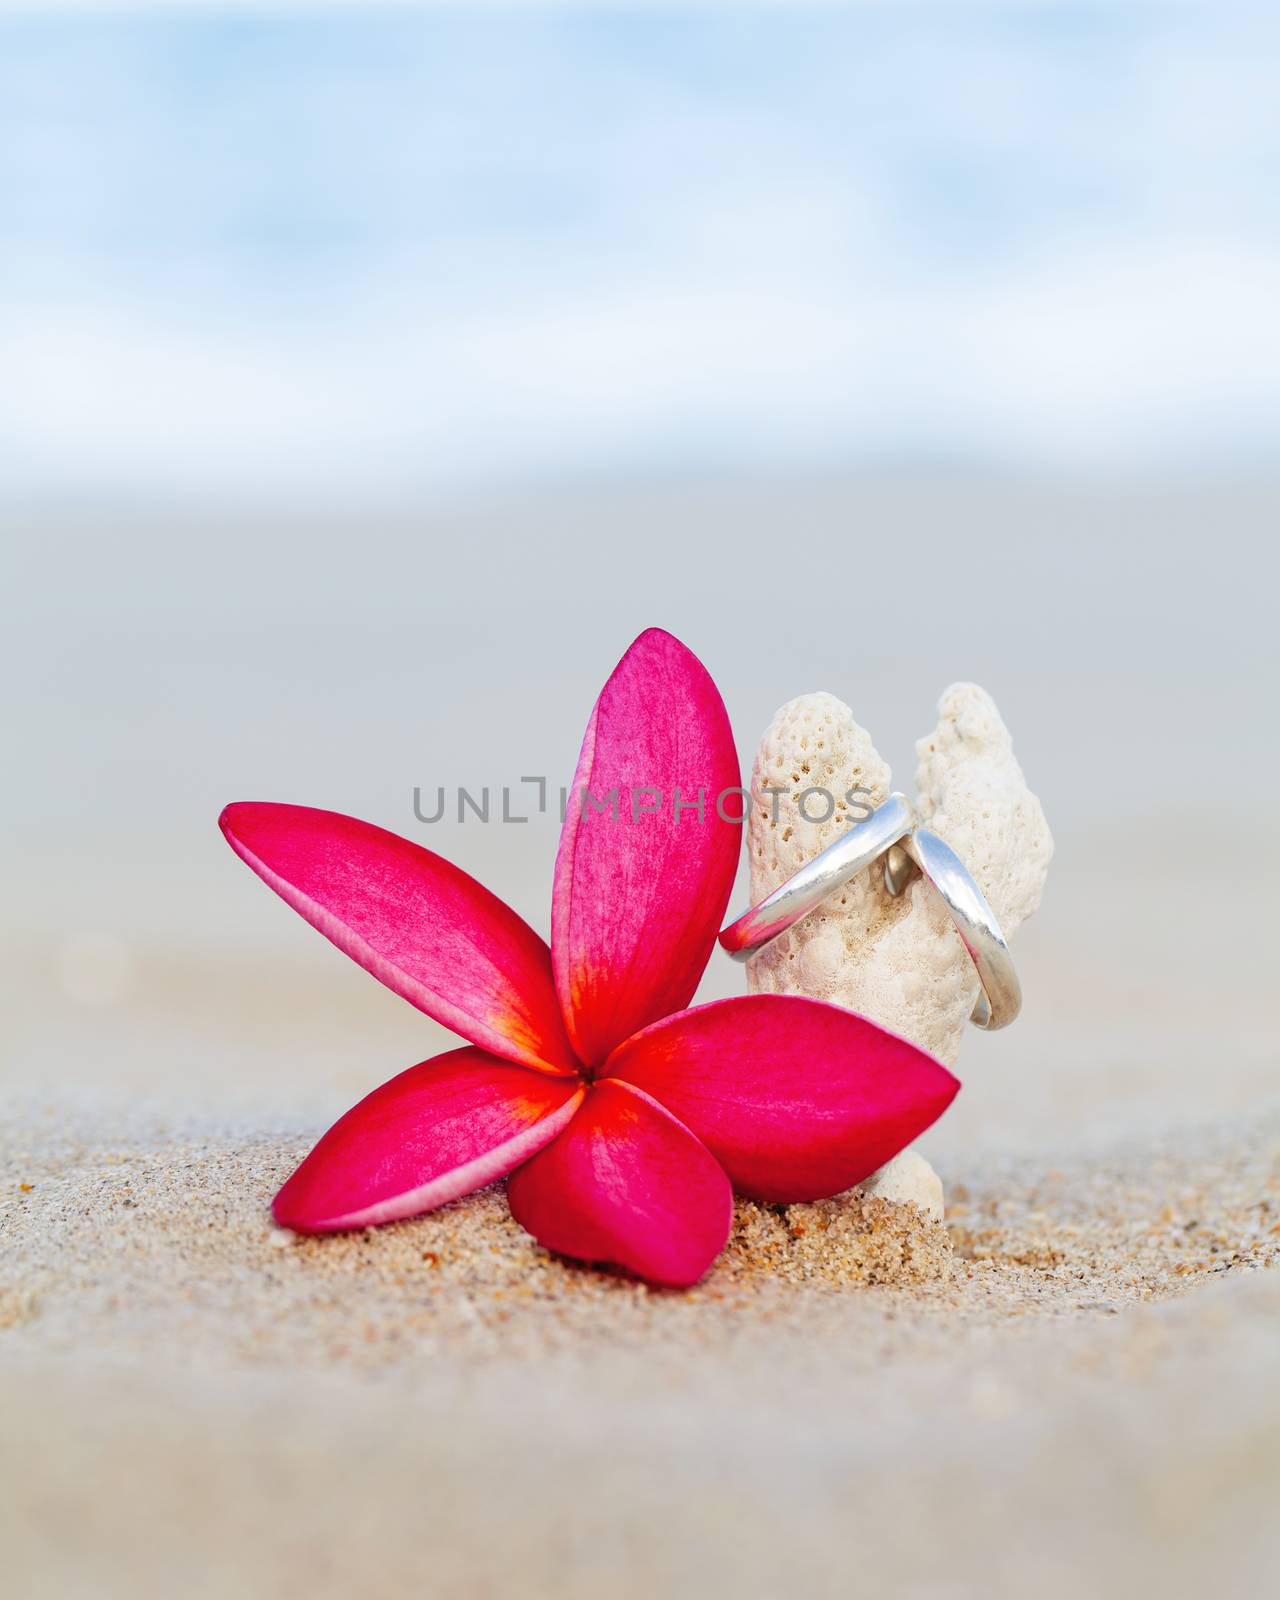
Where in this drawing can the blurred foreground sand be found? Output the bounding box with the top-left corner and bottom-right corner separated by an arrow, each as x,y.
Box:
3,1095 -> 1279,1598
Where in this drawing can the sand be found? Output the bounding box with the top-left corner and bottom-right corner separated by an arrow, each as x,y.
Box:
4,823 -> 1279,1598
4,1101 -> 1279,1598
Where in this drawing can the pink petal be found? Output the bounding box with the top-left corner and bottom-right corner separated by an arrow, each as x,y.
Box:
273,1047 -> 585,1232
552,628 -> 742,1066
505,1078 -> 733,1287
221,802 -> 577,1074
602,995 -> 960,1203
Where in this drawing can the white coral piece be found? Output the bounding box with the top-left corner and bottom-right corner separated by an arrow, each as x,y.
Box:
747,682 -> 1051,1068
745,683 -> 1052,1206
857,1147 -> 946,1222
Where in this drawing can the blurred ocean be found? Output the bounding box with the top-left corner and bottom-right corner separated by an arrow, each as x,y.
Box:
2,5 -> 1279,500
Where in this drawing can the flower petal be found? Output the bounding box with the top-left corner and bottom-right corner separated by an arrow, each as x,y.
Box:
221,802 -> 577,1073
505,1078 -> 733,1287
552,628 -> 742,1066
602,995 -> 960,1203
273,1047 -> 585,1232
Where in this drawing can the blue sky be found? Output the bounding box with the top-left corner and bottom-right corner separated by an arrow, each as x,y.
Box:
2,4 -> 1278,501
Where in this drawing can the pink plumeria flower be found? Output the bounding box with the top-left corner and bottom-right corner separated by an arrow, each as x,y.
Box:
220,629 -> 958,1287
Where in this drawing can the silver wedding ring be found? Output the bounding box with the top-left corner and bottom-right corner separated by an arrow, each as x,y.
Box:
718,794 -> 1021,1031
894,826 -> 1022,1030
719,792 -> 914,960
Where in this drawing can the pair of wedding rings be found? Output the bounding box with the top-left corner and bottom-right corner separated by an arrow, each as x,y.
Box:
718,792 -> 1021,1031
